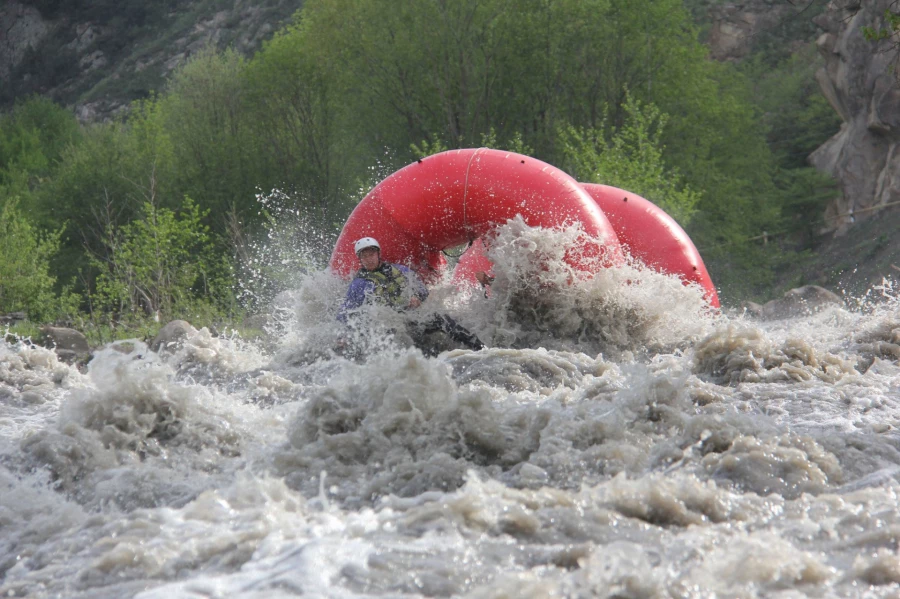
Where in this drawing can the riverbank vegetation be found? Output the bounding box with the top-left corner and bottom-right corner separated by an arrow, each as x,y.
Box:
0,0 -> 840,335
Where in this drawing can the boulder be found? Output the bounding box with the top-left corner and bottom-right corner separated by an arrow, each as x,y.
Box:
150,320 -> 198,353
739,301 -> 764,318
0,312 -> 27,324
707,2 -> 794,62
40,326 -> 91,363
761,285 -> 844,319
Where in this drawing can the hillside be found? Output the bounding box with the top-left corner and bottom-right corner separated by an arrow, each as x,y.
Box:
1,0 -> 303,120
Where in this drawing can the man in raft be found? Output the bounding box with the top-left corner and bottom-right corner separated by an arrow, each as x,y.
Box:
338,237 -> 485,352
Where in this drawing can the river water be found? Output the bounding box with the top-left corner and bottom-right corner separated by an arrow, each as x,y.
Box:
2,223 -> 900,598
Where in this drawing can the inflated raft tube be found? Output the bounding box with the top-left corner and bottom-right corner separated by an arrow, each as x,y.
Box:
329,148 -> 622,283
580,184 -> 719,307
453,183 -> 720,307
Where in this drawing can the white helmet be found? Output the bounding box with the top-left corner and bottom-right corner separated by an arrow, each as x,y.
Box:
354,237 -> 381,255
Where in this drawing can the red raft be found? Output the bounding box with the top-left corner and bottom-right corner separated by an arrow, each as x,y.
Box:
329,148 -> 719,307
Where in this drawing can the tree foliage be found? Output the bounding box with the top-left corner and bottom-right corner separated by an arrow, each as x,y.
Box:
294,0 -> 721,160
243,27 -> 347,219
39,102 -> 179,282
559,94 -> 700,225
0,96 -> 79,201
160,47 -> 257,222
90,197 -> 232,321
0,199 -> 78,321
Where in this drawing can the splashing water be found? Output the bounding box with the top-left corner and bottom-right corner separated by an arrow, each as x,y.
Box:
3,220 -> 900,598
236,189 -> 337,314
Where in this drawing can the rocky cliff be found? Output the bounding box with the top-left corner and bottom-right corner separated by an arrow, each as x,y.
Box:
0,3 -> 50,82
0,0 -> 302,121
706,0 -> 800,61
705,0 -> 900,235
811,0 -> 900,233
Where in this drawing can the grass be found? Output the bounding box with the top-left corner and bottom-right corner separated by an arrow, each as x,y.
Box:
3,322 -> 43,344
81,320 -> 164,346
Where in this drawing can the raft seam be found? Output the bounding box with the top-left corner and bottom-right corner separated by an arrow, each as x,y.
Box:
462,148 -> 483,241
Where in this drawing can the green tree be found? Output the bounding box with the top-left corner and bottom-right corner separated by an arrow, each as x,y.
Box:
741,44 -> 841,245
0,199 -> 78,321
744,45 -> 841,170
159,47 -> 258,226
0,96 -> 79,202
292,0 -> 719,160
90,196 -> 233,321
40,102 -> 177,282
559,95 -> 700,225
243,23 -> 350,223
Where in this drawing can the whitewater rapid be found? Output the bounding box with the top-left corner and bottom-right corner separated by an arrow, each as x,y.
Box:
2,228 -> 900,598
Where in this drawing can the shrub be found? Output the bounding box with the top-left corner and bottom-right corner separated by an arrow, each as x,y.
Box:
90,196 -> 235,322
559,94 -> 700,225
0,199 -> 79,321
